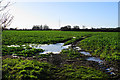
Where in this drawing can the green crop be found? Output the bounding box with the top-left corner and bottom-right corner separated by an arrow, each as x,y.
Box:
57,64 -> 109,80
2,31 -> 95,45
2,31 -> 119,79
2,58 -> 56,80
61,49 -> 84,59
2,58 -> 109,80
2,31 -> 119,61
78,32 -> 120,61
2,45 -> 44,57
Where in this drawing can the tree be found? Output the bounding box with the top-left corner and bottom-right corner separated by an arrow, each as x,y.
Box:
43,24 -> 49,30
73,26 -> 80,30
32,25 -> 40,30
66,25 -> 71,30
0,0 -> 14,30
39,25 -> 43,30
91,27 -> 94,29
116,27 -> 120,29
60,25 -> 71,31
32,25 -> 50,30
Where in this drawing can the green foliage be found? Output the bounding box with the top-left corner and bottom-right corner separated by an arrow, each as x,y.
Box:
17,48 -> 44,57
2,31 -> 94,45
2,58 -> 56,80
25,46 -> 32,49
61,49 -> 84,59
57,64 -> 109,80
2,45 -> 44,57
38,54 -> 51,58
3,31 -> 119,61
2,58 -> 109,80
78,32 -> 120,61
64,37 -> 83,45
2,46 -> 25,56
2,31 -> 119,80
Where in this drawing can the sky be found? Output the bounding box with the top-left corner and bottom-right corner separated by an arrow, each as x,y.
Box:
7,2 -> 118,29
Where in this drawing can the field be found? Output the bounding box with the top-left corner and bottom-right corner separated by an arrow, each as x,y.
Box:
2,31 -> 120,80
2,31 -> 95,45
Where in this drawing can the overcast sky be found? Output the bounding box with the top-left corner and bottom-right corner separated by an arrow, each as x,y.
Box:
8,2 -> 118,29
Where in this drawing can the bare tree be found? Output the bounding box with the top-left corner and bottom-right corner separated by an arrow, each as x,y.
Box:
0,0 -> 14,30
0,0 -> 11,11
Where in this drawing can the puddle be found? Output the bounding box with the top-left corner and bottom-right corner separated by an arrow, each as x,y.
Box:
7,43 -> 71,54
7,45 -> 20,47
106,67 -> 116,75
74,47 -> 82,51
73,46 -> 116,75
73,37 -> 76,38
29,43 -> 71,54
7,43 -> 116,75
86,57 -> 103,63
79,51 -> 116,75
72,46 -> 103,63
12,53 -> 18,58
80,51 -> 91,56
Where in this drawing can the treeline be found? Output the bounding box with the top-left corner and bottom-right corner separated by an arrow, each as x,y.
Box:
60,25 -> 120,32
32,25 -> 51,30
3,24 -> 52,31
60,25 -> 80,31
3,25 -> 120,32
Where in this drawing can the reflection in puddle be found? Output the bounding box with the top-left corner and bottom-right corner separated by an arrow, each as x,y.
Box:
106,67 -> 116,75
74,47 -> 82,51
29,43 -> 71,54
12,53 -> 18,58
87,57 -> 103,63
7,43 -> 71,54
7,43 -> 116,75
7,45 -> 20,47
80,51 -> 91,56
73,46 -> 116,75
73,37 -> 76,38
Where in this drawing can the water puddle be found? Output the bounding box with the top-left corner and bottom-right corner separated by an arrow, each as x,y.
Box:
29,43 -> 71,54
86,57 -> 103,63
7,43 -> 71,54
12,53 -> 18,58
72,46 -> 103,63
106,67 -> 116,75
7,45 -> 20,47
74,47 -> 82,51
73,46 -> 116,75
73,37 -> 76,38
7,43 -> 116,75
80,51 -> 91,56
